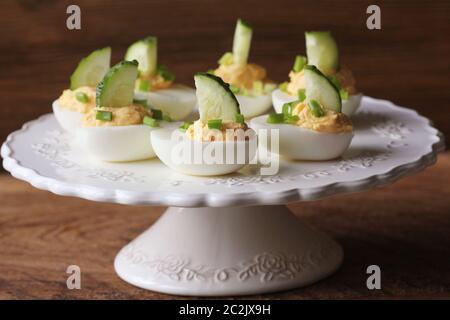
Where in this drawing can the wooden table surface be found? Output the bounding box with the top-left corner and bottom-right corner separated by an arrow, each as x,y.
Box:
0,152 -> 449,299
1,0 -> 449,299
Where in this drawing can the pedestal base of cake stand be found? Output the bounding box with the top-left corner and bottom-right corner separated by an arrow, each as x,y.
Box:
114,205 -> 343,296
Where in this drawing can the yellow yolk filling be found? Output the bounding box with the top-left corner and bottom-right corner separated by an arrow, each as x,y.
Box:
292,102 -> 353,133
83,105 -> 151,127
214,63 -> 267,90
186,120 -> 249,142
137,74 -> 173,91
58,86 -> 96,113
287,67 -> 357,97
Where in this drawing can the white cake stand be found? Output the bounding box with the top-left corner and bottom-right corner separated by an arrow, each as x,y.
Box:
1,97 -> 444,296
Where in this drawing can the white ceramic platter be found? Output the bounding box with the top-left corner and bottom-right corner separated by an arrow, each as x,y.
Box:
1,96 -> 445,296
2,97 -> 444,207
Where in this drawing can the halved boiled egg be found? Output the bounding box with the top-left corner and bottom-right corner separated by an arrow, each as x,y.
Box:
152,72 -> 256,176
251,65 -> 353,161
273,31 -> 362,117
79,60 -> 174,162
125,37 -> 196,121
250,115 -> 352,160
54,47 -> 111,133
209,19 -> 275,119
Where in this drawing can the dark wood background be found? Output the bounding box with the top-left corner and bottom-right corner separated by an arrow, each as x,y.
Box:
1,0 -> 450,299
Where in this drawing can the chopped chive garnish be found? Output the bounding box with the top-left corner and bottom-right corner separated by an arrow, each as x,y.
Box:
282,100 -> 299,116
75,92 -> 89,103
229,85 -> 240,94
143,116 -> 159,127
339,89 -> 349,100
138,79 -> 150,92
179,121 -> 193,132
308,99 -> 325,117
162,114 -> 172,122
218,52 -> 234,66
235,113 -> 245,124
133,99 -> 148,107
267,113 -> 285,124
297,89 -> 306,102
208,119 -> 223,130
157,64 -> 175,81
284,115 -> 300,124
279,81 -> 289,93
263,83 -> 276,93
293,55 -> 307,72
96,110 -> 112,121
151,109 -> 163,120
282,103 -> 291,116
253,80 -> 264,95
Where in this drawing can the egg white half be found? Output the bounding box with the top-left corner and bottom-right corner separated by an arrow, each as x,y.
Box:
236,93 -> 273,119
272,89 -> 362,117
135,84 -> 197,121
52,100 -> 84,133
151,128 -> 257,176
78,121 -> 176,162
249,115 -> 353,161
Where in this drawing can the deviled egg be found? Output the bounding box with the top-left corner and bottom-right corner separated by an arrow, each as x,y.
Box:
209,19 -> 276,119
124,36 -> 196,121
78,60 -> 171,162
53,47 -> 111,132
152,73 -> 256,176
273,31 -> 362,117
251,65 -> 353,160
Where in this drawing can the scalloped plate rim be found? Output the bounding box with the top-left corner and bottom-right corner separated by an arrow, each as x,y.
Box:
1,96 -> 446,207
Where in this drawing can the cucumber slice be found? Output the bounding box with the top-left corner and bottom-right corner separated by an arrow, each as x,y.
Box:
96,60 -> 139,108
194,72 -> 241,122
232,19 -> 252,66
70,47 -> 111,90
304,65 -> 341,113
125,37 -> 157,77
305,31 -> 339,75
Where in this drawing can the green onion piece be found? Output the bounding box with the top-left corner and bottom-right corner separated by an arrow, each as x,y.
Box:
267,113 -> 285,124
282,100 -> 299,116
179,121 -> 193,132
279,81 -> 289,93
284,115 -> 300,124
138,79 -> 150,92
235,113 -> 245,124
293,55 -> 307,72
264,83 -> 276,93
157,64 -> 175,81
96,110 -> 112,122
133,99 -> 148,107
339,89 -> 349,101
206,69 -> 216,75
218,52 -> 234,66
282,102 -> 293,116
143,116 -> 159,127
162,114 -> 172,122
253,80 -> 264,95
151,109 -> 163,120
229,85 -> 241,94
75,92 -> 89,103
208,119 -> 223,130
308,99 -> 325,117
297,89 -> 306,102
